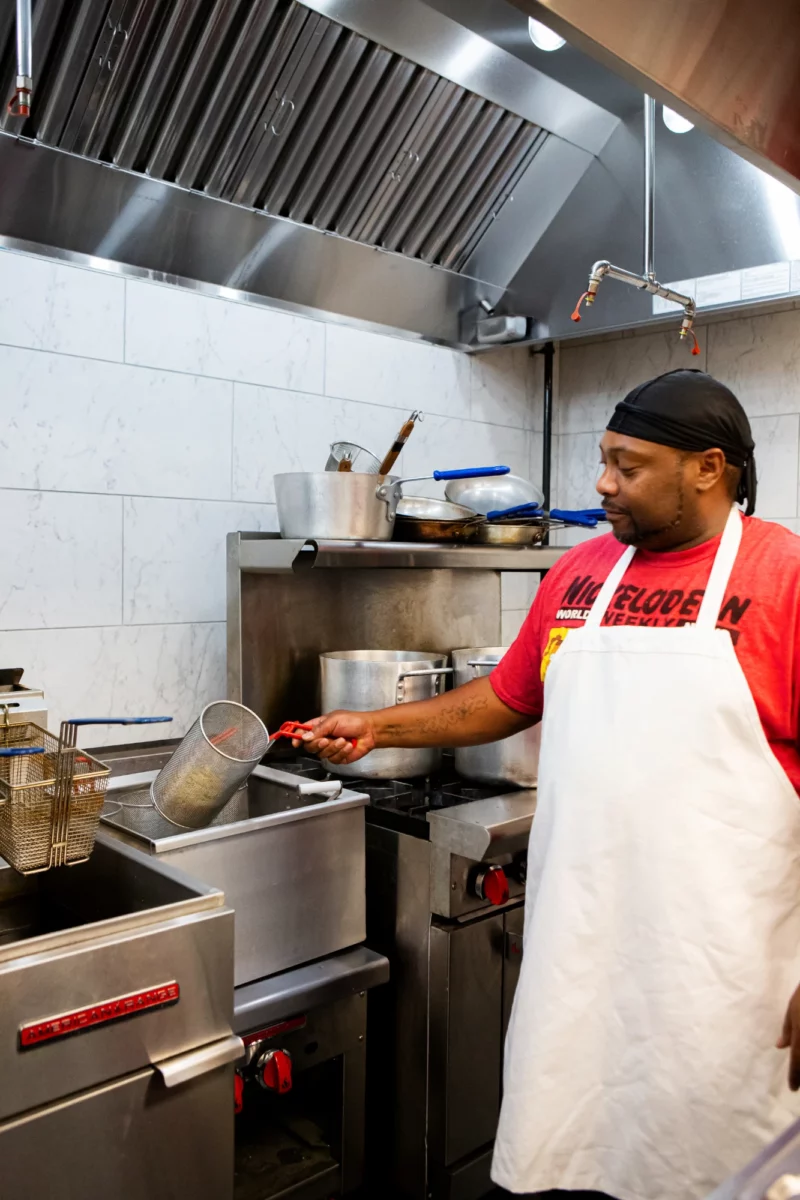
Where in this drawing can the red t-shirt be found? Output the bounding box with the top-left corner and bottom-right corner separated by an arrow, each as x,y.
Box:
491,516 -> 800,791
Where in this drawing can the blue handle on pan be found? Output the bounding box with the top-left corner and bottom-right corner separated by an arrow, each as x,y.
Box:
432,466 -> 510,481
486,502 -> 544,521
65,717 -> 173,726
0,747 -> 44,756
549,509 -> 599,528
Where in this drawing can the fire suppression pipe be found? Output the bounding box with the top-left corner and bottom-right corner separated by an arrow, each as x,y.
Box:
7,0 -> 32,118
571,95 -> 699,354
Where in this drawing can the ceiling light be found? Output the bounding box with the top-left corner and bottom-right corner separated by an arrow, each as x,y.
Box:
662,106 -> 694,134
528,17 -> 565,51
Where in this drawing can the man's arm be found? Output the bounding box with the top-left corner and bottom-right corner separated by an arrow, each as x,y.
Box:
297,676 -> 534,766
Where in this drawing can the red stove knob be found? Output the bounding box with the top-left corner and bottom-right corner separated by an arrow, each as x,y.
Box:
234,1071 -> 244,1115
474,864 -> 509,906
258,1048 -> 292,1093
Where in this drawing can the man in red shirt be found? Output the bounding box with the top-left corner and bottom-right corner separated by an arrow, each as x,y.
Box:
300,370 -> 800,1200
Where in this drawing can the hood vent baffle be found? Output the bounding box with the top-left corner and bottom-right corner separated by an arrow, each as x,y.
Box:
0,0 -> 545,275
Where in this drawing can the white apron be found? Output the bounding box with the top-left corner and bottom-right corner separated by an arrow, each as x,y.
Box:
492,507 -> 800,1200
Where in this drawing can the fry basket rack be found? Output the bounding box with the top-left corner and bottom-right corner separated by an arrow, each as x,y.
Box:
0,714 -> 170,875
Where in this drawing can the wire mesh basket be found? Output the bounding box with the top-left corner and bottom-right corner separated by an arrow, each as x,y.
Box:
325,441 -> 382,473
151,701 -> 268,829
0,716 -> 170,875
0,730 -> 110,874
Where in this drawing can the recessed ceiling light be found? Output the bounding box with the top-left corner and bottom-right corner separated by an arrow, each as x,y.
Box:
662,105 -> 694,134
528,17 -> 566,51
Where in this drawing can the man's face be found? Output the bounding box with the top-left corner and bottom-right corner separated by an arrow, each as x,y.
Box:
597,431 -> 694,548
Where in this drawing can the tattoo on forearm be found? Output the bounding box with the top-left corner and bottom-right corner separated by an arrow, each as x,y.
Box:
384,693 -> 490,739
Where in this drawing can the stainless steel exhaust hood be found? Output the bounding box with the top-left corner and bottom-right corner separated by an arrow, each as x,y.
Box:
1,0 -> 800,349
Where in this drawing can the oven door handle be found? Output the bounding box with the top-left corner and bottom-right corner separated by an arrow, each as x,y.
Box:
155,1034 -> 244,1088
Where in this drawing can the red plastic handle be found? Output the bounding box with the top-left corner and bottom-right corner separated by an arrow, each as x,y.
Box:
274,721 -> 357,747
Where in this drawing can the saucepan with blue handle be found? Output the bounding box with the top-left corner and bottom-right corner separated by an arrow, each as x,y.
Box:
379,466 -> 512,542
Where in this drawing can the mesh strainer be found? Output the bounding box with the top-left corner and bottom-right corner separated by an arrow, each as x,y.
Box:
325,441 -> 382,473
151,701 -> 269,830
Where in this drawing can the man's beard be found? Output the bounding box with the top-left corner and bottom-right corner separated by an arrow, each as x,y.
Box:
611,482 -> 685,547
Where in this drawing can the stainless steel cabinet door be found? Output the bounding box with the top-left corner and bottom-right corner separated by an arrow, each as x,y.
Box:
429,911 -> 505,1167
502,904 -> 525,1039
0,1063 -> 234,1200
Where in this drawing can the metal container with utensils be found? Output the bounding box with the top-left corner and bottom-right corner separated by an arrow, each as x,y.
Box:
320,650 -> 451,778
451,648 -> 540,786
151,701 -> 269,828
275,472 -> 400,540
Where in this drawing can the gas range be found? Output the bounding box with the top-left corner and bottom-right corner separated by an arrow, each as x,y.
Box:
267,749 -> 512,839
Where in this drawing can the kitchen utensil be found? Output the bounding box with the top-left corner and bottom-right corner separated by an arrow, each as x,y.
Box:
276,466 -> 508,541
487,503 -> 608,529
275,471 -> 400,540
337,458 -> 353,472
377,410 -> 423,476
396,496 -> 476,521
394,515 -> 479,542
445,473 -> 543,515
320,651 -> 452,778
0,717 -> 171,874
151,701 -> 269,830
267,721 -> 357,750
475,522 -> 545,546
325,441 -> 382,473
452,649 -> 541,786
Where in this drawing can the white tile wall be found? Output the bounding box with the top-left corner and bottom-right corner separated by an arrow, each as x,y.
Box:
554,310 -> 800,535
0,247 -> 544,738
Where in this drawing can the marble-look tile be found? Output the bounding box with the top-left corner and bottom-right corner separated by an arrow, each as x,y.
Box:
557,330 -> 707,435
325,324 -> 471,419
0,490 -> 122,630
125,280 -> 325,392
749,414 -> 799,519
0,622 -> 226,744
232,385 -> 409,503
471,346 -> 542,430
0,249 -> 124,361
501,572 -> 539,611
550,524 -> 607,548
124,497 -> 277,625
554,432 -> 602,510
501,609 -> 528,645
402,415 -> 532,500
0,345 -> 232,498
707,309 -> 800,417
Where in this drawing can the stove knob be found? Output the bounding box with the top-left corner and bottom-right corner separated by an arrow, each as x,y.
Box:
258,1048 -> 292,1094
234,1070 -> 244,1115
474,864 -> 509,906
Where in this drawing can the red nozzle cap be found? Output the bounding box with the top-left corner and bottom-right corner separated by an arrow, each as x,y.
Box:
234,1071 -> 244,1115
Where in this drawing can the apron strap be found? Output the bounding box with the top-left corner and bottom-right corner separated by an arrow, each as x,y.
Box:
585,506 -> 742,631
585,545 -> 636,629
695,506 -> 742,630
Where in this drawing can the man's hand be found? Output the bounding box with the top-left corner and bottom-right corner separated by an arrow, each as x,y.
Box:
293,712 -> 375,766
777,984 -> 800,1090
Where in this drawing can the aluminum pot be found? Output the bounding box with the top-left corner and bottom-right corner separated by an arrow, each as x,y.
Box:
452,647 -> 540,787
274,472 -> 399,541
320,650 -> 451,778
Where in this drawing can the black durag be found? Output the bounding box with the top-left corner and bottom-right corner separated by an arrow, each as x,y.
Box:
606,369 -> 757,515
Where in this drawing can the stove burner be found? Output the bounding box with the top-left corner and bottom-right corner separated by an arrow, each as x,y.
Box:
272,753 -> 502,837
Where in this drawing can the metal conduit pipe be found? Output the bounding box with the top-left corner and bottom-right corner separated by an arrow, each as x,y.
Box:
8,0 -> 32,118
571,94 -> 699,354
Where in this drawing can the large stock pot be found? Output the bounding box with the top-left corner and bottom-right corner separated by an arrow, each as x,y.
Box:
451,647 -> 540,787
320,650 -> 451,779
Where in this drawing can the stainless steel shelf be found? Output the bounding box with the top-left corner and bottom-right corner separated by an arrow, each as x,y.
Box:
234,532 -> 567,572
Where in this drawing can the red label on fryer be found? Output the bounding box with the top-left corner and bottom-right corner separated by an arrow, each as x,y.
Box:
19,982 -> 180,1048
